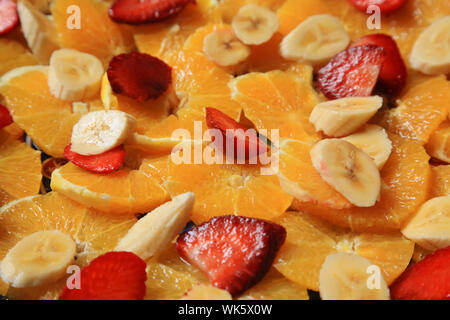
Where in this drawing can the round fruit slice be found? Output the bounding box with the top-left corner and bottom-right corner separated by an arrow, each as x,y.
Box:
0,192 -> 136,299
0,66 -> 82,157
0,38 -> 37,77
273,211 -> 414,291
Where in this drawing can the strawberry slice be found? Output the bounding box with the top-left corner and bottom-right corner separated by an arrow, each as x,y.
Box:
109,0 -> 195,25
348,0 -> 408,14
64,144 -> 126,173
107,52 -> 172,102
59,251 -> 147,300
391,246 -> 450,300
317,45 -> 386,100
206,107 -> 269,160
0,104 -> 13,129
176,215 -> 286,296
0,0 -> 18,35
350,34 -> 407,95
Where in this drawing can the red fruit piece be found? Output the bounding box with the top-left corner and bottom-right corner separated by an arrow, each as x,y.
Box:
176,215 -> 286,296
348,0 -> 408,14
0,104 -> 13,129
350,34 -> 407,95
107,52 -> 172,102
109,0 -> 195,25
0,0 -> 18,35
64,144 -> 126,173
59,251 -> 147,300
205,107 -> 269,160
317,45 -> 386,100
390,246 -> 450,300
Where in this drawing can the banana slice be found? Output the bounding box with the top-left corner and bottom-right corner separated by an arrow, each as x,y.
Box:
17,0 -> 59,64
410,16 -> 450,75
231,4 -> 279,45
342,125 -> 392,170
203,29 -> 251,67
310,139 -> 381,207
116,192 -> 195,261
402,196 -> 450,251
280,14 -> 350,65
181,284 -> 232,300
319,252 -> 390,300
71,110 -> 136,155
0,231 -> 76,288
309,96 -> 383,137
48,48 -> 104,101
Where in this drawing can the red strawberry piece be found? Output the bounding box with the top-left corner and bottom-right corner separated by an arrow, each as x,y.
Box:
107,52 -> 172,102
350,34 -> 407,95
0,104 -> 13,129
348,0 -> 408,14
390,246 -> 450,300
317,45 -> 386,100
59,251 -> 147,300
176,215 -> 286,296
64,144 -> 126,173
206,107 -> 269,161
0,0 -> 18,35
109,0 -> 196,25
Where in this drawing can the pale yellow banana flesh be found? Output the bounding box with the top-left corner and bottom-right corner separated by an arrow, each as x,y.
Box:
181,284 -> 232,300
203,29 -> 251,67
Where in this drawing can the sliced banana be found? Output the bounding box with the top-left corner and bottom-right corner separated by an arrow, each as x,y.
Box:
319,252 -> 390,300
280,14 -> 350,66
181,284 -> 232,300
0,230 -> 76,288
310,139 -> 381,207
309,96 -> 383,137
115,192 -> 194,261
342,125 -> 392,170
402,196 -> 450,251
71,110 -> 136,155
17,0 -> 59,64
203,29 -> 251,67
410,16 -> 450,75
231,4 -> 279,45
48,49 -> 104,101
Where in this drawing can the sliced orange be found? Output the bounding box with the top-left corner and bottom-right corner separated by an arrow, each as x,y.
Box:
292,134 -> 431,232
219,0 -> 286,23
3,123 -> 24,140
0,129 -> 41,207
0,38 -> 37,77
425,121 -> 450,163
51,0 -> 134,65
274,211 -> 414,291
430,165 -> 450,198
230,70 -> 320,141
0,192 -> 135,299
0,66 -> 81,157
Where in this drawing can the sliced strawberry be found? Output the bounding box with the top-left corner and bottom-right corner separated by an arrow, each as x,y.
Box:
205,107 -> 269,160
0,104 -> 13,129
176,215 -> 286,296
317,45 -> 386,100
348,0 -> 408,14
0,0 -> 18,35
350,34 -> 407,95
59,251 -> 147,300
391,246 -> 450,300
107,52 -> 172,102
64,144 -> 126,173
109,0 -> 195,25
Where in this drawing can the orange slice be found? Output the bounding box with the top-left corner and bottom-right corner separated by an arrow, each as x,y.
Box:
0,66 -> 81,157
274,211 -> 414,291
426,121 -> 450,163
292,134 -> 431,232
219,0 -> 285,23
0,192 -> 135,299
430,165 -> 450,198
0,38 -> 37,77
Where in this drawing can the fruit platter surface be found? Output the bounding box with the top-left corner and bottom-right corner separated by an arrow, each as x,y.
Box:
0,0 -> 449,300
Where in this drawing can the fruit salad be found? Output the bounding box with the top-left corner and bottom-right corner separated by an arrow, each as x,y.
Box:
0,0 -> 449,300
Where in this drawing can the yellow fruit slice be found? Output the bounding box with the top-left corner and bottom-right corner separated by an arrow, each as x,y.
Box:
219,0 -> 285,23
274,211 -> 414,291
0,192 -> 135,299
0,38 -> 37,77
426,121 -> 450,163
430,165 -> 450,198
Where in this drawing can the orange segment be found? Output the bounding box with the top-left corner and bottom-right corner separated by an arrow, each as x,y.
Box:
0,192 -> 135,299
274,211 -> 414,291
219,0 -> 286,23
0,38 -> 37,77
0,66 -> 81,157
425,121 -> 450,163
430,165 -> 450,197
292,134 -> 431,232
